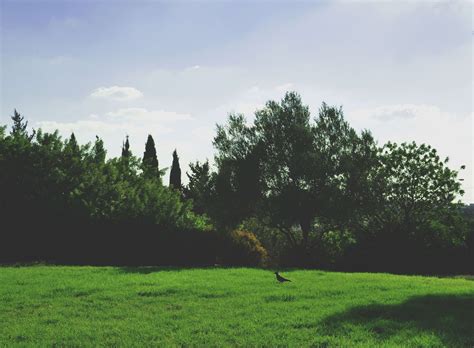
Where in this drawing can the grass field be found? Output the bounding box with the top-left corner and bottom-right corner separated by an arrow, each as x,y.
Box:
0,266 -> 473,347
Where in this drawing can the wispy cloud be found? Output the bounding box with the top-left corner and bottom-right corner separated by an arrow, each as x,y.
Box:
352,104 -> 452,122
49,16 -> 82,30
275,83 -> 294,93
106,108 -> 192,122
48,55 -> 75,65
349,103 -> 471,200
90,86 -> 144,101
36,107 -> 192,157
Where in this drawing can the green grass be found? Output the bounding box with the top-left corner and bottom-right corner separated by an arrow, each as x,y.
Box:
1,266 -> 473,347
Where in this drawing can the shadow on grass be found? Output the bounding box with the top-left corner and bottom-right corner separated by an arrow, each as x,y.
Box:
117,266 -> 239,274
320,294 -> 474,347
118,266 -> 183,274
117,265 -> 269,274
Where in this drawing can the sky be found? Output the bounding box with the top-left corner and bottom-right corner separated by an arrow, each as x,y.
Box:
1,0 -> 472,202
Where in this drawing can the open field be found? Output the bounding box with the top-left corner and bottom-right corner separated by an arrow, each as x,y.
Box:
0,266 -> 473,347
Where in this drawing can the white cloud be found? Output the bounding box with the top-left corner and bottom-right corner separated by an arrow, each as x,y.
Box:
213,83 -> 300,119
185,65 -> 201,71
352,104 -> 452,122
90,86 -> 143,101
48,55 -> 74,65
349,104 -> 472,202
36,107 -> 192,158
106,108 -> 192,122
275,83 -> 294,93
192,126 -> 215,142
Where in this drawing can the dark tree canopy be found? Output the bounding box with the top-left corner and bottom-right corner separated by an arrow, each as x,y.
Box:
371,141 -> 465,238
121,135 -> 131,158
1,96 -> 471,273
11,109 -> 34,140
185,160 -> 213,215
169,149 -> 182,190
211,92 -> 468,268
142,134 -> 159,177
213,92 -> 375,255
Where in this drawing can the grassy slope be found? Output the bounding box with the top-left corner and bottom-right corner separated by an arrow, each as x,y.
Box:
0,266 -> 473,347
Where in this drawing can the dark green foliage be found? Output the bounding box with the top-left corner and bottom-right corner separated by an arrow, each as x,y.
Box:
0,117 -> 216,266
1,100 -> 471,273
169,149 -> 182,190
121,135 -> 131,158
142,134 -> 159,178
345,141 -> 470,273
212,93 -> 379,265
211,93 -> 471,272
10,109 -> 34,140
184,160 -> 214,215
0,125 -> 6,139
91,136 -> 106,164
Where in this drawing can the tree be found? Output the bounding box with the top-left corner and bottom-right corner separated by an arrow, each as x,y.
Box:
185,160 -> 214,215
169,149 -> 182,190
65,133 -> 79,155
344,140 -> 469,272
213,92 -> 378,262
10,109 -> 34,140
63,133 -> 84,195
0,125 -> 6,139
312,103 -> 379,233
142,134 -> 159,177
121,135 -> 131,158
372,141 -> 465,238
91,136 -> 106,165
253,93 -> 316,250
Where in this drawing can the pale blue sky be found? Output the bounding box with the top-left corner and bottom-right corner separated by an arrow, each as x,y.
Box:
1,0 -> 472,201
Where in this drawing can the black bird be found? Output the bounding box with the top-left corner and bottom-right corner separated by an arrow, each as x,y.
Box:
275,271 -> 291,283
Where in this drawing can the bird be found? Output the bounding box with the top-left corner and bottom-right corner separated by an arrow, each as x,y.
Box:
275,271 -> 291,283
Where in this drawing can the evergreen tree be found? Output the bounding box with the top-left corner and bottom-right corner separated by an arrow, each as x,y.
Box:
142,134 -> 159,177
169,149 -> 182,190
66,133 -> 79,153
92,136 -> 106,164
185,160 -> 214,215
121,135 -> 131,158
10,109 -> 34,140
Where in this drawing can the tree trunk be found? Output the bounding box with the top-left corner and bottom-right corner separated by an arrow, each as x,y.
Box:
300,216 -> 312,257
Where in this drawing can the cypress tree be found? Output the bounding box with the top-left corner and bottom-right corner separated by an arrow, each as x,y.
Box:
169,149 -> 181,190
121,135 -> 131,158
142,134 -> 159,177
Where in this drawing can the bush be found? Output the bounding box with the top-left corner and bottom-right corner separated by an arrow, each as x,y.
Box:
220,230 -> 268,267
319,229 -> 356,266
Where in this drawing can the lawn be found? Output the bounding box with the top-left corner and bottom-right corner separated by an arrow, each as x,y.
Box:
0,266 -> 473,347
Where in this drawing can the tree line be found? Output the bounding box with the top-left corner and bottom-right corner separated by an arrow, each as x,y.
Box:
1,92 -> 472,273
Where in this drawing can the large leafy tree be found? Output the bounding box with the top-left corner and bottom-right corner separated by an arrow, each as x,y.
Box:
213,112 -> 262,227
312,103 -> 379,234
347,141 -> 469,272
252,93 -> 317,249
213,92 -> 374,256
372,142 -> 465,240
